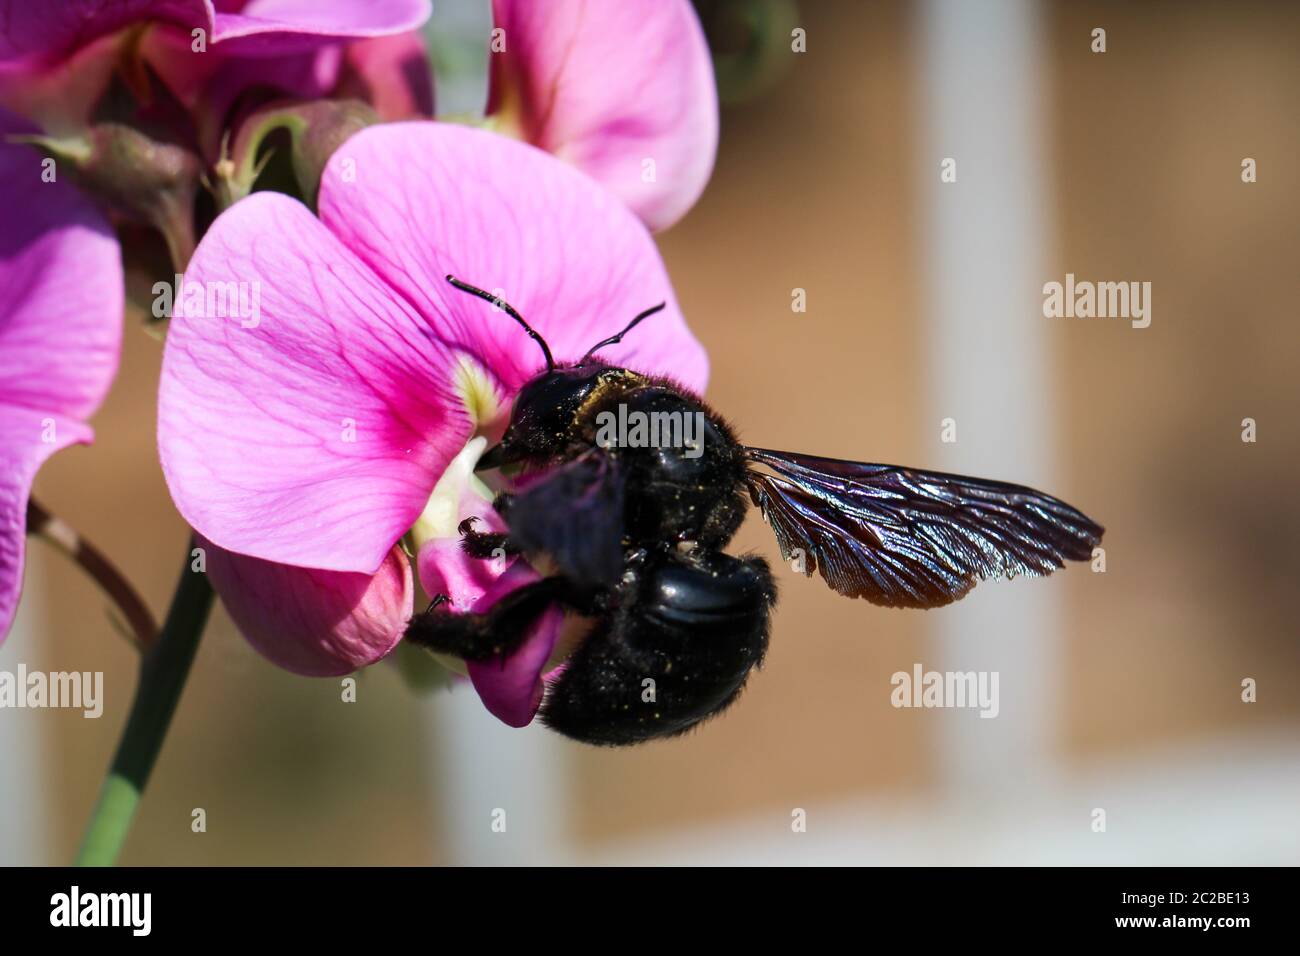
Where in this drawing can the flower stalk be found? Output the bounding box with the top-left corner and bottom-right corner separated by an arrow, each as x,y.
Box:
75,542 -> 213,866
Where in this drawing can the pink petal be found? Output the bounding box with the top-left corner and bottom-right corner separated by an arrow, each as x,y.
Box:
410,459 -> 562,729
142,1 -> 431,118
210,0 -> 433,54
0,410 -> 92,641
319,122 -> 709,395
337,31 -> 435,120
417,541 -> 563,728
0,0 -> 430,61
141,25 -> 343,114
409,440 -> 511,609
0,33 -> 125,134
415,538 -> 501,613
157,192 -> 473,575
488,0 -> 718,232
0,111 -> 123,418
204,537 -> 413,676
0,1 -> 430,128
0,1 -> 204,64
0,120 -> 122,644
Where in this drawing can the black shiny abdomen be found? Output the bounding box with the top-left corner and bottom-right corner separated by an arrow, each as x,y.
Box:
540,551 -> 776,745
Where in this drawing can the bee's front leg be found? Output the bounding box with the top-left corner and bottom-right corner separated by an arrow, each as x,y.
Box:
457,516 -> 521,559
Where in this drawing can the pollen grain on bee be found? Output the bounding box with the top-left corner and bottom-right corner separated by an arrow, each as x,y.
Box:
593,403 -> 706,458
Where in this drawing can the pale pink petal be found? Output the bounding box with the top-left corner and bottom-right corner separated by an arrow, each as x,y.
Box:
204,537 -> 413,676
0,111 -> 123,418
319,122 -> 709,396
0,410 -> 91,641
488,0 -> 718,232
417,541 -> 563,728
157,192 -> 473,574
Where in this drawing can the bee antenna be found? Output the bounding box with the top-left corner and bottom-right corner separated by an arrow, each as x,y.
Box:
582,301 -> 667,363
445,275 -> 555,372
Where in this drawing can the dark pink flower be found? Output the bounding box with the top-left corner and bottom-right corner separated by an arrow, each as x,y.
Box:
157,122 -> 706,723
486,0 -> 718,231
0,112 -> 123,641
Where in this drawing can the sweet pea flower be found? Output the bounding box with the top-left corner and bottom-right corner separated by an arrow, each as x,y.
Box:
0,0 -> 433,137
486,0 -> 718,232
0,114 -> 124,641
157,121 -> 707,724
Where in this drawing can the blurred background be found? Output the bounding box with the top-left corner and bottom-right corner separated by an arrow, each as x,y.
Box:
3,0 -> 1298,865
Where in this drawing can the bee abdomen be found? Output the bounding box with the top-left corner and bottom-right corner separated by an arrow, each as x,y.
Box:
539,552 -> 775,746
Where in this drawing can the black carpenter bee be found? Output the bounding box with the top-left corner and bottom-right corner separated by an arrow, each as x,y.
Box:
405,276 -> 1104,746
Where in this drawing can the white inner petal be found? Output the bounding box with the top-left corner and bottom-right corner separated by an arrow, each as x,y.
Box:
409,435 -> 493,549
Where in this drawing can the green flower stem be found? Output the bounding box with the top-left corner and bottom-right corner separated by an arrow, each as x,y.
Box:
75,542 -> 214,866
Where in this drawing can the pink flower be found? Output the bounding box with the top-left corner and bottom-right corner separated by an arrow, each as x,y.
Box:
486,0 -> 718,232
0,1 -> 433,135
157,122 -> 707,724
0,111 -> 124,641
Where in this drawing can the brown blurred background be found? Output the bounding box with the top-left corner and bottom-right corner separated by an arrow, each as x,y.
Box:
3,0 -> 1297,865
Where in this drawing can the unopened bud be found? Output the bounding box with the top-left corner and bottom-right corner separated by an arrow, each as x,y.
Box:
14,123 -> 200,267
221,99 -> 378,210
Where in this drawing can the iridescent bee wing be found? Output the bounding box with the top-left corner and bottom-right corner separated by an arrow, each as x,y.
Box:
744,447 -> 1104,609
505,450 -> 626,587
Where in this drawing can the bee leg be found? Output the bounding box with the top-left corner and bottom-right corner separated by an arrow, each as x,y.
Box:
456,517 -> 520,559
404,575 -> 589,661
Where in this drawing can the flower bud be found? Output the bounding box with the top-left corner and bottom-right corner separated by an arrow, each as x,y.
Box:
218,99 -> 378,210
13,123 -> 201,268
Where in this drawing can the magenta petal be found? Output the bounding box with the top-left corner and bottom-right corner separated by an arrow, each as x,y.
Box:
465,568 -> 564,728
418,543 -> 563,728
319,122 -> 709,395
157,192 -> 472,574
414,538 -> 501,613
0,33 -> 125,134
488,0 -> 718,232
0,113 -> 123,418
204,537 -> 413,676
0,0 -> 430,62
0,1 -> 204,63
141,24 -> 343,114
0,120 -> 122,644
1,2 -> 430,128
0,411 -> 91,640
211,0 -> 432,54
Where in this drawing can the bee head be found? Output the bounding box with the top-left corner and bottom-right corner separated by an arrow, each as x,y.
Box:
477,361 -> 615,470
441,275 -> 665,471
